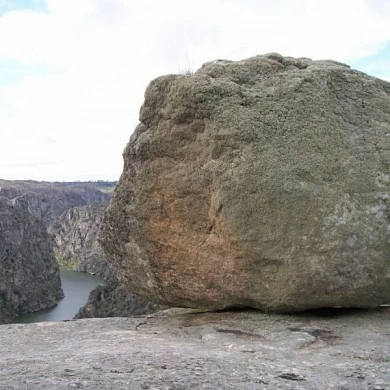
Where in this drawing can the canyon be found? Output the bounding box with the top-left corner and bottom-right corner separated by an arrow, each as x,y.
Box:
1,53 -> 389,388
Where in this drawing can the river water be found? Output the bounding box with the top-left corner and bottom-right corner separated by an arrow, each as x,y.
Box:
16,268 -> 102,323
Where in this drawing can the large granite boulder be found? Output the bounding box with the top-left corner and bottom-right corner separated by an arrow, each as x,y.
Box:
0,202 -> 63,323
101,53 -> 390,312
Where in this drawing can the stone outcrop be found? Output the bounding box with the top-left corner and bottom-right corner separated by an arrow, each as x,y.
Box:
75,278 -> 163,319
0,179 -> 112,225
101,53 -> 390,312
0,307 -> 389,388
0,202 -> 63,323
49,203 -> 112,278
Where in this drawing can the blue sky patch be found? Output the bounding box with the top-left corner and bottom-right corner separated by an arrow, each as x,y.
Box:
0,0 -> 47,15
0,59 -> 61,89
348,43 -> 390,80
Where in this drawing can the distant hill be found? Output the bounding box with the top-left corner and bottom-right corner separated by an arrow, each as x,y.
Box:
0,179 -> 116,224
53,180 -> 117,194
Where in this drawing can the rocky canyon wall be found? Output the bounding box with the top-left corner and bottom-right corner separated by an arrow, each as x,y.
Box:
0,202 -> 63,323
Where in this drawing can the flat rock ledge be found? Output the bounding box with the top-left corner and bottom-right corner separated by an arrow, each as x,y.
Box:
1,307 -> 389,389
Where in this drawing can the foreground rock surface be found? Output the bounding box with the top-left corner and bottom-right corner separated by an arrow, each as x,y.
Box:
0,308 -> 389,389
0,202 -> 63,323
101,53 -> 390,312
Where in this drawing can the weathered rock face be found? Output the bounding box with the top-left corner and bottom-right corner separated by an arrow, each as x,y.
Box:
0,202 -> 63,323
0,180 -> 112,225
101,53 -> 390,312
49,203 -> 112,278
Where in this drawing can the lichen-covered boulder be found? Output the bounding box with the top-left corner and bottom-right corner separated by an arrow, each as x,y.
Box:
101,53 -> 390,312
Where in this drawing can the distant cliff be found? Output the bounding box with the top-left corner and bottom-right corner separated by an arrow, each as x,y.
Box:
49,203 -> 112,278
0,179 -> 114,225
47,202 -> 162,318
0,202 -> 63,323
0,179 -> 159,320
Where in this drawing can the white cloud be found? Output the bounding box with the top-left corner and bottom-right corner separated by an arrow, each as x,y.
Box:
0,0 -> 389,181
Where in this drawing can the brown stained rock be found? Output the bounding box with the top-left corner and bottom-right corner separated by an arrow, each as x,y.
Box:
181,311 -> 245,327
101,53 -> 390,312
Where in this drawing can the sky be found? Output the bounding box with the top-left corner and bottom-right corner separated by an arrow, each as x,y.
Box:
0,0 -> 389,182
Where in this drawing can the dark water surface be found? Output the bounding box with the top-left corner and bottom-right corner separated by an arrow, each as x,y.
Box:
16,268 -> 102,323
